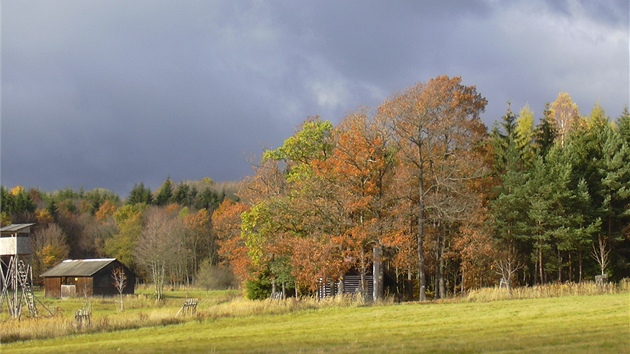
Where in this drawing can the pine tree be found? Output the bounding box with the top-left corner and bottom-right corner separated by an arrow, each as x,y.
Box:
534,103 -> 557,158
155,177 -> 174,206
617,106 -> 630,144
127,183 -> 153,205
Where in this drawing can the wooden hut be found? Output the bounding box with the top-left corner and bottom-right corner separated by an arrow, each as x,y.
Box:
40,258 -> 135,298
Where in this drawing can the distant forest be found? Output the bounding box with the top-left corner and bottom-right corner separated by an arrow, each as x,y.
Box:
2,76 -> 629,302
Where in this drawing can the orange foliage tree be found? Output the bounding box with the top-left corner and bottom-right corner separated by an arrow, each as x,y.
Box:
228,77 -> 495,300
312,110 -> 396,299
212,199 -> 250,283
379,76 -> 488,300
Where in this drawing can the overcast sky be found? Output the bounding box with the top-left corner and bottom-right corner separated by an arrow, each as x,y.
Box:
1,0 -> 628,197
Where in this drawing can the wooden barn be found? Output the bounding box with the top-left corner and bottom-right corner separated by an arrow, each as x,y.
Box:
40,258 -> 135,298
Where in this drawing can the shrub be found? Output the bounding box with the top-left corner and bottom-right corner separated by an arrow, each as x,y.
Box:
195,260 -> 239,290
245,278 -> 271,300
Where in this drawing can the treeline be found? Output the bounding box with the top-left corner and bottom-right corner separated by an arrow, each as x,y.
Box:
2,76 -> 628,302
212,76 -> 630,301
0,178 -> 239,298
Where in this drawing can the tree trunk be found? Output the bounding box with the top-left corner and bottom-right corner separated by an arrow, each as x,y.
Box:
538,239 -> 544,284
568,252 -> 573,282
557,249 -> 562,282
439,247 -> 446,298
417,152 -> 427,301
460,267 -> 465,294
434,237 -> 441,299
372,245 -> 383,302
533,255 -> 538,285
435,233 -> 446,299
359,248 -> 367,300
407,268 -> 413,301
360,270 -> 366,300
578,250 -> 582,283
339,272 -> 344,296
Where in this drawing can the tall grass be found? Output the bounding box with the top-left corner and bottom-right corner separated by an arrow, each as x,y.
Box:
1,281 -> 627,345
6,292 -> 629,353
0,292 -> 374,344
196,293 -> 380,321
465,279 -> 629,302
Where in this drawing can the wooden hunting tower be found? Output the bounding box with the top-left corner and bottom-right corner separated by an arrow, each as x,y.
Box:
0,223 -> 38,318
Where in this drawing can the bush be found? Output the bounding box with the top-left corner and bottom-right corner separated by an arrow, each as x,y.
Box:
195,260 -> 239,290
245,278 -> 271,300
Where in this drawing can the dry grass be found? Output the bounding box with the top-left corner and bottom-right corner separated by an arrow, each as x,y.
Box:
0,281 -> 627,346
465,279 -> 629,302
0,306 -> 183,343
0,289 -> 240,344
0,291 -> 382,344
196,292 -> 381,321
5,292 -> 629,353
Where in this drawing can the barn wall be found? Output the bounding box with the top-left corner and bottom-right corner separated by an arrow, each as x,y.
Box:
76,277 -> 93,297
124,269 -> 136,295
44,277 -> 61,298
93,271 -> 117,296
94,262 -> 136,296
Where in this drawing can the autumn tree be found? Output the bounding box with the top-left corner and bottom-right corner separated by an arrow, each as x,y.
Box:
311,110 -> 396,300
134,206 -> 185,300
35,208 -> 54,226
241,118 -> 338,297
380,76 -> 487,300
31,224 -> 70,281
451,209 -> 497,291
182,208 -> 213,283
213,198 -> 250,283
106,204 -> 147,271
550,92 -> 580,147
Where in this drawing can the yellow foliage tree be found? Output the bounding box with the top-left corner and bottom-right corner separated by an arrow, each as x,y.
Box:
95,200 -> 117,223
9,185 -> 25,196
35,209 -> 54,225
38,244 -> 67,269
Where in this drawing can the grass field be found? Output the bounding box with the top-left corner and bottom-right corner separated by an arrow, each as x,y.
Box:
2,291 -> 628,353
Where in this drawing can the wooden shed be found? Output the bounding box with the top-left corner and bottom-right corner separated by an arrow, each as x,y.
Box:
40,258 -> 135,298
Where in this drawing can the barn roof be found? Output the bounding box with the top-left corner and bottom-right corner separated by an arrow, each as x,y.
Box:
40,258 -> 118,277
0,223 -> 35,234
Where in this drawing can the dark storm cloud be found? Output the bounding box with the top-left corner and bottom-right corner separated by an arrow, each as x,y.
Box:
1,0 -> 628,197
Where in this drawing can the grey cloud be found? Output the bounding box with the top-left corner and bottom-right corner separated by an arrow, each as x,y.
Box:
2,0 -> 628,196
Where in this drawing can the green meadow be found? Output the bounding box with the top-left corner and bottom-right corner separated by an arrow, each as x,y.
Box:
2,288 -> 628,353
